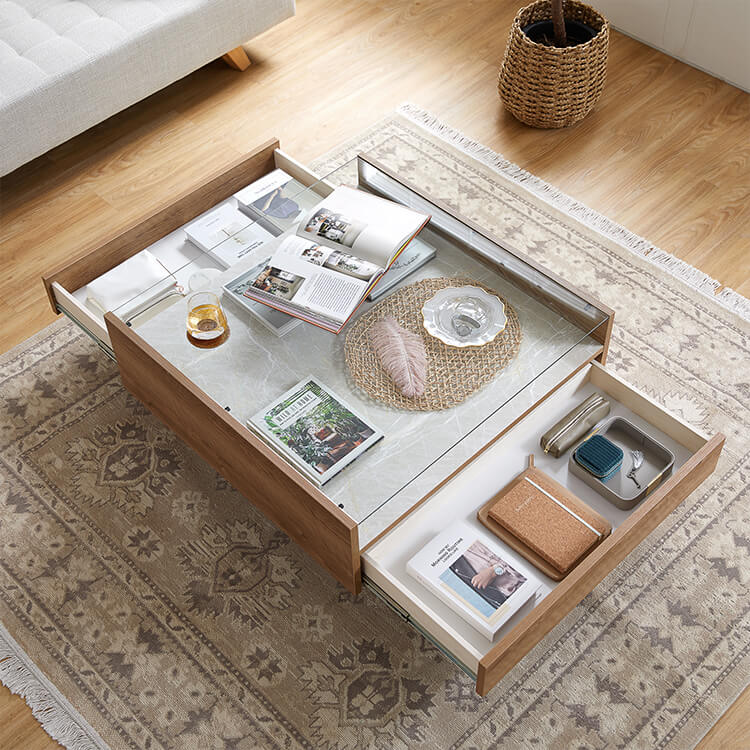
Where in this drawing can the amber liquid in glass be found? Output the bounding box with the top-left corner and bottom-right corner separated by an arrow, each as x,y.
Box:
186,303 -> 229,348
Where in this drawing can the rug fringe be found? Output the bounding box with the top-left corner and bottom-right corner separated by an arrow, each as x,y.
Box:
0,623 -> 108,749
397,103 -> 750,324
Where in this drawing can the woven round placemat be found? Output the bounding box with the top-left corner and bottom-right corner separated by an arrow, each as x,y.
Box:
345,277 -> 522,410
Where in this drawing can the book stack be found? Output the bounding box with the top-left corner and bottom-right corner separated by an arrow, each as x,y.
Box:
367,237 -> 436,301
223,255 -> 301,337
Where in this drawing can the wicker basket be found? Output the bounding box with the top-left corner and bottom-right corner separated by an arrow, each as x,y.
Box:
498,0 -> 609,128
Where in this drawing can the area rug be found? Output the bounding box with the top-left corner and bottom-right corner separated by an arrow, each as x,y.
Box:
1,106 -> 748,750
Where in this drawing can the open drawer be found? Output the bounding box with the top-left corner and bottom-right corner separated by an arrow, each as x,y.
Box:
41,139 -> 321,359
361,361 -> 724,695
41,139 -> 366,594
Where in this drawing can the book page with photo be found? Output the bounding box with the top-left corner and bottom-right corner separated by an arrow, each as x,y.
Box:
236,235 -> 375,328
407,522 -> 542,640
227,186 -> 430,333
222,255 -> 301,337
247,376 -> 383,485
298,186 -> 429,268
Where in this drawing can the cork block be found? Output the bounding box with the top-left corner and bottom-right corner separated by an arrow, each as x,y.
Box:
478,461 -> 611,580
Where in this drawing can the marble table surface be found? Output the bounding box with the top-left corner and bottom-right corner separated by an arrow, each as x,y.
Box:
133,223 -> 602,545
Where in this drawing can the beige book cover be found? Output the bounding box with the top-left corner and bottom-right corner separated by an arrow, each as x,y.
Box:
487,466 -> 611,575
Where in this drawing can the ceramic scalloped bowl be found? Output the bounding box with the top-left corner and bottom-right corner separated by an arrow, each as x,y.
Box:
421,286 -> 507,347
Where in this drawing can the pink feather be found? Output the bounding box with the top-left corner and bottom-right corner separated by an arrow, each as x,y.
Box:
368,316 -> 427,398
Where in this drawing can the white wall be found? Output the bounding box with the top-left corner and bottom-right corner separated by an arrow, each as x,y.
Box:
593,0 -> 750,91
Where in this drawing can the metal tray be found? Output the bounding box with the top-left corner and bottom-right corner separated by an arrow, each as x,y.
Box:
569,416 -> 675,510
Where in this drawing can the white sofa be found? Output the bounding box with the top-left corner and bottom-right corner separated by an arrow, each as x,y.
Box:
0,0 -> 295,175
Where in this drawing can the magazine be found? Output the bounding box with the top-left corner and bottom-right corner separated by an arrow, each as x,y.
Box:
406,522 -> 542,640
184,204 -> 273,268
367,237 -> 436,301
230,186 -> 430,333
234,169 -> 320,235
223,256 -> 301,336
247,376 -> 383,485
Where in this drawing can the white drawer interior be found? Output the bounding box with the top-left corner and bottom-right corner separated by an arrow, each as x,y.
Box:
361,362 -> 708,675
49,150 -> 321,351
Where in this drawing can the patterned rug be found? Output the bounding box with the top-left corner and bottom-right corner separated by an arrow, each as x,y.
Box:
1,107 -> 748,750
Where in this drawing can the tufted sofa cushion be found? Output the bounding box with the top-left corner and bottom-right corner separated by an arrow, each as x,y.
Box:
0,0 -> 295,174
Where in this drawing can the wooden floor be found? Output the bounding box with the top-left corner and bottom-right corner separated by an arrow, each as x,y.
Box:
0,0 -> 748,746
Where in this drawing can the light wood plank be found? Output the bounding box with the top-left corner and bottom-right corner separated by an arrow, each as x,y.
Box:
0,685 -> 61,750
696,685 -> 750,750
222,46 -> 252,71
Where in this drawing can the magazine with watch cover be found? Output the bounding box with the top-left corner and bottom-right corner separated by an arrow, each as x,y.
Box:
407,522 -> 543,640
247,376 -> 383,485
230,186 -> 430,333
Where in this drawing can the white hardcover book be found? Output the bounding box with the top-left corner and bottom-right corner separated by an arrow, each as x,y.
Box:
208,221 -> 273,269
184,205 -> 273,269
184,204 -> 252,252
406,522 -> 542,640
227,293 -> 301,337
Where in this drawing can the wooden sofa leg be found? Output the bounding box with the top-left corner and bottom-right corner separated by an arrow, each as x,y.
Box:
222,46 -> 251,71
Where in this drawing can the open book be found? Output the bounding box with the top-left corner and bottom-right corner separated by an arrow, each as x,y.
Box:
229,186 -> 430,333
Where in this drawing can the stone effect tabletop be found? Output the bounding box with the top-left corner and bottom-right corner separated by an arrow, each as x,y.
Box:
135,226 -> 601,546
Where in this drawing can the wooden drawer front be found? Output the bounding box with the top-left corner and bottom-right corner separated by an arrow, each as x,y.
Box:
362,362 -> 724,696
41,141 -> 317,354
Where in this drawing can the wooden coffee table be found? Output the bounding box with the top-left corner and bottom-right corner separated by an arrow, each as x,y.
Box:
42,139 -> 723,694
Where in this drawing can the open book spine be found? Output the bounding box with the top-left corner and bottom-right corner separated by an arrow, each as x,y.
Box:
242,226 -> 425,334
334,227 -> 425,323
242,289 -> 345,334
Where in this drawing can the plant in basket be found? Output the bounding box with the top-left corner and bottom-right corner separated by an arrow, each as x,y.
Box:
498,0 -> 609,128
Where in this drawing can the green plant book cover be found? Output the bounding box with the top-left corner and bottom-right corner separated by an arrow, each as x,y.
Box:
249,376 -> 383,485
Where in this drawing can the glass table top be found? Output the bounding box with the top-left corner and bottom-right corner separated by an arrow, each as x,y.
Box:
112,146 -> 610,545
